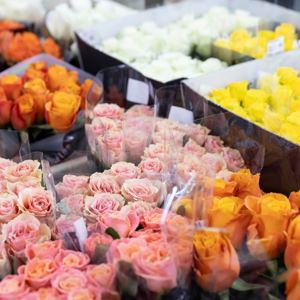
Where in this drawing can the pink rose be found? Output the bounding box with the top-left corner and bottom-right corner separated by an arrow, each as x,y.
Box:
86,263 -> 116,290
18,187 -> 54,218
97,210 -> 139,237
141,208 -> 163,231
84,193 -> 124,223
130,229 -> 164,245
125,105 -> 154,117
2,213 -> 51,258
139,158 -> 166,181
89,174 -> 120,195
183,139 -> 206,157
200,153 -> 227,177
7,180 -> 42,196
155,119 -> 186,133
53,214 -> 79,240
55,249 -> 90,270
59,194 -> 84,216
132,244 -> 177,293
18,258 -> 58,289
185,124 -> 210,146
93,103 -> 124,119
106,238 -> 147,264
177,156 -> 207,183
0,240 -> 11,279
0,158 -> 15,179
204,135 -> 224,153
84,233 -> 113,258
120,200 -> 153,217
0,193 -> 19,223
67,287 -> 100,300
0,275 -> 30,300
51,268 -> 88,294
55,175 -> 89,199
152,129 -> 185,147
22,288 -> 63,300
25,240 -> 63,260
4,160 -> 41,183
165,213 -> 192,239
222,147 -> 245,172
110,162 -> 140,185
143,143 -> 171,161
121,178 -> 159,204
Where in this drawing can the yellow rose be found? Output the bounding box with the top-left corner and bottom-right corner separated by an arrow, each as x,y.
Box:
209,88 -> 231,103
246,102 -> 269,122
242,89 -> 269,109
287,111 -> 300,127
257,74 -> 279,94
275,23 -> 296,51
228,81 -> 248,101
276,67 -> 298,85
280,122 -> 300,144
291,99 -> 300,112
262,110 -> 284,133
270,85 -> 293,115
230,106 -> 250,120
218,97 -> 241,111
288,77 -> 300,99
257,30 -> 276,42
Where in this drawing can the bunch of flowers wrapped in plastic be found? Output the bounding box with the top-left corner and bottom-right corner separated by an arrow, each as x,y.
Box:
0,60 -> 93,132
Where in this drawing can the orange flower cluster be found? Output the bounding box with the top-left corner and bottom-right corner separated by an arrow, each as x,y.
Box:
0,20 -> 25,32
0,28 -> 61,63
0,61 -> 93,132
190,169 -> 300,295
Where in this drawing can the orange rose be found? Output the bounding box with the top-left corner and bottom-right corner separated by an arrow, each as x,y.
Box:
0,20 -> 25,31
0,100 -> 12,126
45,91 -> 81,132
59,79 -> 81,95
80,79 -> 93,109
42,37 -> 61,58
0,74 -> 22,100
286,269 -> 300,300
289,191 -> 300,211
23,61 -> 47,82
245,193 -> 294,260
285,215 -> 300,269
11,94 -> 36,130
208,196 -> 251,248
174,197 -> 193,219
214,178 -> 237,197
23,78 -> 48,123
193,230 -> 240,292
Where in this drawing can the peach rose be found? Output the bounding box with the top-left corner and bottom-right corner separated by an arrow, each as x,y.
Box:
67,288 -> 100,300
93,103 -> 124,120
106,237 -> 147,264
193,230 -> 240,293
130,229 -> 164,245
97,210 -> 139,238
55,249 -> 90,270
58,194 -> 84,216
110,162 -> 140,185
183,139 -> 206,157
121,178 -> 159,204
222,147 -> 245,172
0,275 -> 30,299
120,200 -> 153,217
208,196 -> 251,248
138,158 -> 166,181
18,187 -> 54,218
204,135 -> 224,153
86,263 -> 116,290
0,193 -> 19,223
140,208 -> 163,231
285,215 -> 300,269
55,175 -> 89,199
0,74 -> 22,100
45,91 -> 81,132
84,233 -> 113,258
84,193 -> 124,223
89,173 -> 120,195
186,124 -> 210,146
2,213 -> 51,258
286,269 -> 300,300
23,288 -> 62,300
4,160 -> 41,183
18,258 -> 57,289
245,193 -> 294,260
0,100 -> 12,127
132,244 -> 177,293
143,143 -> 172,162
200,153 -> 227,177
25,240 -> 63,260
7,180 -> 42,196
51,268 -> 88,294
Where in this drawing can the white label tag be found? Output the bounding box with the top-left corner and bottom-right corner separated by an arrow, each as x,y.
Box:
74,217 -> 88,251
168,106 -> 194,124
267,37 -> 285,56
126,78 -> 149,105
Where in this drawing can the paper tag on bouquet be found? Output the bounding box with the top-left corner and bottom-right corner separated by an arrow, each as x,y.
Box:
126,78 -> 149,105
267,36 -> 284,56
74,217 -> 88,251
168,106 -> 194,124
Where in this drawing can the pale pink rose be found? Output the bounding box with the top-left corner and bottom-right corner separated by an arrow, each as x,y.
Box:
51,268 -> 88,294
110,162 -> 140,185
139,158 -> 166,180
67,287 -> 100,300
0,240 -> 11,279
84,193 -> 123,223
55,249 -> 90,270
125,105 -> 154,117
121,178 -> 159,204
84,233 -> 113,258
4,160 -> 41,183
53,214 -> 79,240
93,103 -> 124,119
216,169 -> 234,181
18,187 -> 54,218
0,180 -> 8,193
0,158 -> 15,179
120,200 -> 153,217
140,208 -> 163,231
97,210 -> 139,237
59,194 -> 84,216
55,175 -> 89,199
25,240 -> 63,260
0,193 -> 19,223
0,275 -> 30,299
204,135 -> 224,153
130,229 -> 165,245
155,119 -> 186,133
86,263 -> 116,290
132,244 -> 177,293
89,174 -> 120,195
2,213 -> 51,258
152,129 -> 185,147
183,139 -> 206,157
6,180 -> 42,196
185,124 -> 210,146
18,258 -> 58,289
143,143 -> 171,161
222,147 -> 245,172
200,153 -> 227,177
177,156 -> 207,182
106,238 -> 147,264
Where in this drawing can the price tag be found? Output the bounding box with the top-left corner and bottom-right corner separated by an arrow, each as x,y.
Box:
267,36 -> 285,56
126,78 -> 149,105
168,106 -> 194,124
74,217 -> 88,251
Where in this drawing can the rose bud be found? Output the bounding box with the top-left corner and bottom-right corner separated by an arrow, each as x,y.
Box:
0,74 -> 22,100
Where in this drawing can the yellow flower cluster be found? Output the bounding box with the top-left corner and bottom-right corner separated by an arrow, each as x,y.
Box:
210,67 -> 300,144
214,23 -> 297,59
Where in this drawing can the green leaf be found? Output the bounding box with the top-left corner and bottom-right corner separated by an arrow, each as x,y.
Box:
29,124 -> 52,130
268,293 -> 281,300
105,227 -> 120,240
266,260 -> 278,278
177,205 -> 186,216
219,289 -> 230,300
231,278 -> 266,291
